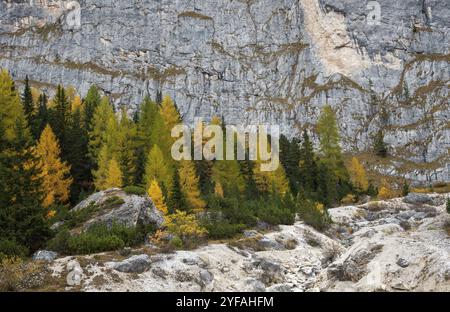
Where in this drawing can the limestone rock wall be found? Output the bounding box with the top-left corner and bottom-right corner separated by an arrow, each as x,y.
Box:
0,0 -> 449,182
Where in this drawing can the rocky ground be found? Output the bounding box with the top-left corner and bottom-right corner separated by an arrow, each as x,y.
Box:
37,192 -> 450,292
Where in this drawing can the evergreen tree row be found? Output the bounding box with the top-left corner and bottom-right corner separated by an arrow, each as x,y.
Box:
0,70 -> 382,255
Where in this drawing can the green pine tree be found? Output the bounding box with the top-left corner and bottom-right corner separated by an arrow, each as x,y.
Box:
51,85 -> 70,153
298,130 -> 318,195
32,93 -> 48,139
21,75 -> 34,131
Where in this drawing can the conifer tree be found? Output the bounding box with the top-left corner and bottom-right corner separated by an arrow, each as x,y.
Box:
148,179 -> 168,215
0,69 -> 50,252
135,97 -> 167,183
88,96 -> 115,163
104,158 -> 123,189
117,109 -> 138,186
316,162 -> 338,207
144,144 -> 172,191
239,158 -> 258,199
32,93 -> 48,139
71,95 -> 82,112
84,85 -> 102,133
286,137 -> 302,195
348,157 -> 369,192
35,125 -> 73,208
92,113 -> 121,190
298,130 -> 318,194
66,103 -> 90,201
51,85 -> 69,151
0,69 -> 29,144
159,95 -> 181,163
21,76 -> 34,128
160,95 -> 181,132
253,138 -> 290,196
212,159 -> 245,197
178,160 -> 205,213
93,145 -> 109,190
317,105 -> 345,177
167,170 -> 186,214
214,182 -> 224,198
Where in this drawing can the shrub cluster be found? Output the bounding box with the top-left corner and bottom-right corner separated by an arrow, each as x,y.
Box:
47,222 -> 154,255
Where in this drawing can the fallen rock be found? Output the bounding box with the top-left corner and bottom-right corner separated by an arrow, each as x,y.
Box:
252,258 -> 284,285
403,193 -> 433,205
243,230 -> 259,238
199,269 -> 214,285
245,279 -> 266,292
258,237 -> 285,250
396,258 -> 409,268
110,254 -> 152,273
32,250 -> 58,262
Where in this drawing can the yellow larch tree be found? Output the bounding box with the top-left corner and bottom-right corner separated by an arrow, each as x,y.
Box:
148,179 -> 168,215
71,95 -> 83,112
35,125 -> 73,208
348,157 -> 369,192
214,182 -> 224,198
144,144 -> 172,191
104,158 -> 123,189
178,160 -> 205,213
160,95 -> 181,132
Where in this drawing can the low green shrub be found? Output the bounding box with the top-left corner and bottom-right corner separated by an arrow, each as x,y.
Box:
66,234 -> 124,255
297,196 -> 331,232
170,236 -> 183,249
446,198 -> 450,214
0,239 -> 29,260
204,220 -> 246,239
46,229 -> 70,253
47,222 -> 154,255
123,186 -> 147,196
102,196 -> 125,208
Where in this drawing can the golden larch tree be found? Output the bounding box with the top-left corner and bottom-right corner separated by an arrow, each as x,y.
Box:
160,95 -> 181,132
104,158 -> 123,189
348,157 -> 369,192
178,160 -> 205,213
148,179 -> 168,215
35,125 -> 73,208
214,182 -> 224,198
144,144 -> 172,190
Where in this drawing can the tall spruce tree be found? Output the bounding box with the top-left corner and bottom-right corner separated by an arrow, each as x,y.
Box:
0,70 -> 50,253
298,130 -> 318,195
21,75 -> 34,130
117,108 -> 138,186
32,93 -> 48,139
51,85 -> 70,154
66,102 -> 90,201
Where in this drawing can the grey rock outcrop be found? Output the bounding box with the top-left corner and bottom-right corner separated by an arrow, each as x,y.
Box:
72,188 -> 164,230
32,250 -> 58,262
0,0 -> 448,183
403,193 -> 433,205
108,254 -> 152,273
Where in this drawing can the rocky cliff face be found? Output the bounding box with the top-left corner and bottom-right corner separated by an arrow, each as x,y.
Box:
0,0 -> 449,181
